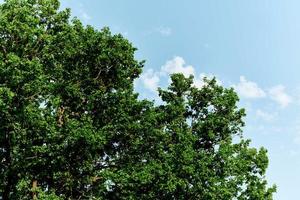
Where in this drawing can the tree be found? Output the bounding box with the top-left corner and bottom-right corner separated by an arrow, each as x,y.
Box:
0,0 -> 276,199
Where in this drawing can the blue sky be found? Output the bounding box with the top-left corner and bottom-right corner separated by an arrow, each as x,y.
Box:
60,1 -> 300,199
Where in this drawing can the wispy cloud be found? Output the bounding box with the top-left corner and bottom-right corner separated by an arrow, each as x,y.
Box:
156,26 -> 172,36
256,109 -> 277,122
269,85 -> 292,108
293,121 -> 300,145
80,11 -> 91,21
288,149 -> 300,157
145,26 -> 172,37
78,3 -> 92,22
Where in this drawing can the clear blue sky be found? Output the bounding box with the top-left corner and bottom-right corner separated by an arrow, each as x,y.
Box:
61,1 -> 300,199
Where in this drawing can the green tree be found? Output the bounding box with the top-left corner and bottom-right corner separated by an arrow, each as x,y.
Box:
0,0 -> 276,199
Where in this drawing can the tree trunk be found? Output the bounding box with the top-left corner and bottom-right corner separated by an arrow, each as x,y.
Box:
32,180 -> 38,200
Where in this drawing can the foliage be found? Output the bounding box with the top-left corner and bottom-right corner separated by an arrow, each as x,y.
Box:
0,0 -> 276,199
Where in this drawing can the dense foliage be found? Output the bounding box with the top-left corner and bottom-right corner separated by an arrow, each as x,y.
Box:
0,0 -> 276,199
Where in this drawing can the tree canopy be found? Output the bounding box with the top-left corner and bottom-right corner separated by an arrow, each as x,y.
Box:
0,0 -> 276,199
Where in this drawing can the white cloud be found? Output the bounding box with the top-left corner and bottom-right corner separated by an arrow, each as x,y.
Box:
268,85 -> 292,108
193,74 -> 206,88
256,109 -> 277,122
156,26 -> 172,36
234,76 -> 266,99
138,57 -> 223,92
161,56 -> 195,77
140,69 -> 160,92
